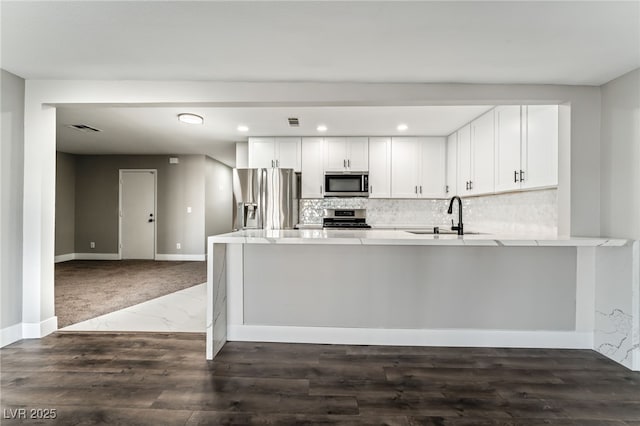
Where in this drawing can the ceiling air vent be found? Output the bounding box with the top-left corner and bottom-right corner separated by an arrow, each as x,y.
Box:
67,124 -> 102,133
287,117 -> 300,127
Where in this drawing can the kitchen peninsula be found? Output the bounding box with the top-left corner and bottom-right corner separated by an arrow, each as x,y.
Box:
206,229 -> 640,371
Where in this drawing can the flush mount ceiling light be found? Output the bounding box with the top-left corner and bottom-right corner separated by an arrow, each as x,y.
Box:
317,124 -> 328,132
237,125 -> 249,132
177,113 -> 204,125
397,123 -> 408,131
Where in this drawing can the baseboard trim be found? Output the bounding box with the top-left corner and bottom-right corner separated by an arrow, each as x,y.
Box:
54,253 -> 75,263
22,316 -> 58,339
56,253 -> 204,262
74,253 -> 120,260
2,317 -> 59,347
228,325 -> 593,349
155,254 -> 206,261
0,323 -> 23,347
56,253 -> 121,262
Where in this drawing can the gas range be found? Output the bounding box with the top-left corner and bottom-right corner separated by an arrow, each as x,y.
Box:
322,208 -> 371,229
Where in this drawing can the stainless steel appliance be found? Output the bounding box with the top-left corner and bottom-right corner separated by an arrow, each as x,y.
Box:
323,172 -> 369,197
322,208 -> 371,229
232,168 -> 298,230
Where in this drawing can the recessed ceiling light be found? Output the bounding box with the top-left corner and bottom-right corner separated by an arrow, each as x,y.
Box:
237,125 -> 249,132
317,124 -> 327,132
397,123 -> 408,131
177,113 -> 204,125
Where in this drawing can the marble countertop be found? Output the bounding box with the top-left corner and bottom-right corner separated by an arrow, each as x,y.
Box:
209,229 -> 630,247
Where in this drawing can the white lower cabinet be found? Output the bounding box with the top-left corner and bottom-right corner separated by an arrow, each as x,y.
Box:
391,137 -> 445,198
301,137 -> 324,198
368,137 -> 391,198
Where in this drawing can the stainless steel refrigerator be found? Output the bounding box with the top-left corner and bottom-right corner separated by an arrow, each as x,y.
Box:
232,168 -> 298,230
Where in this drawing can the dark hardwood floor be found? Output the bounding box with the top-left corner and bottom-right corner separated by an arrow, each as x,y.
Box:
1,332 -> 640,425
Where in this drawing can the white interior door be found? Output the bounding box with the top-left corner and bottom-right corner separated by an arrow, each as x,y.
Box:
120,170 -> 156,259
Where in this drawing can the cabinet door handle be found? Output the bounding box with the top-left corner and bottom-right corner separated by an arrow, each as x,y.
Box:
348,159 -> 351,168
419,185 -> 422,194
370,185 -> 373,194
465,181 -> 469,190
514,170 -> 518,183
446,185 -> 449,193
520,170 -> 524,182
414,185 -> 418,194
320,185 -> 323,194
469,181 -> 473,190
276,159 -> 279,167
271,160 -> 275,168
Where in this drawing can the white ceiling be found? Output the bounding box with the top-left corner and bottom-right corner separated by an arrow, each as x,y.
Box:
56,105 -> 494,166
8,1 -> 640,166
3,1 -> 639,85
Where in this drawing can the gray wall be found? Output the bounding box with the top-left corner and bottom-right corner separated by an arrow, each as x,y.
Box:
1,70 -> 24,329
74,155 -> 206,255
55,152 -> 76,255
205,156 -> 233,238
244,245 -> 577,331
600,68 -> 640,239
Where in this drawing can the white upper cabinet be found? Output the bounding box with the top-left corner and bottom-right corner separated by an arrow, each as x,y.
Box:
470,109 -> 495,195
446,133 -> 457,196
248,137 -> 276,169
368,137 -> 391,198
418,137 -> 446,198
391,137 -> 445,198
275,137 -> 302,171
494,106 -> 523,192
324,137 -> 369,171
492,105 -> 558,192
347,137 -> 369,171
391,137 -> 420,198
457,124 -> 472,195
248,137 -> 301,171
324,137 -> 348,171
522,105 -> 558,189
301,137 -> 324,198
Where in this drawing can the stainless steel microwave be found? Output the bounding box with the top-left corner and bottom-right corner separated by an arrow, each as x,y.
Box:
323,172 -> 369,197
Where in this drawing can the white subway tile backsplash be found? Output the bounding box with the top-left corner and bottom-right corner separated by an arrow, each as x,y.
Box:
300,189 -> 557,236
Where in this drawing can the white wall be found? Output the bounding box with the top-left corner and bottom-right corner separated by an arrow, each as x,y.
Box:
19,79 -> 602,339
1,70 -> 25,338
600,68 -> 640,240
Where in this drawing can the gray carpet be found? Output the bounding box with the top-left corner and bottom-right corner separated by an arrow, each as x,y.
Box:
55,260 -> 206,328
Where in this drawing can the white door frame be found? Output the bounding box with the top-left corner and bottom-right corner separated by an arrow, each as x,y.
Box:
118,169 -> 158,260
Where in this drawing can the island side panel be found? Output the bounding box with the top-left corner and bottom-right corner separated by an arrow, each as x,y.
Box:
243,245 -> 577,331
594,241 -> 640,370
206,241 -> 227,360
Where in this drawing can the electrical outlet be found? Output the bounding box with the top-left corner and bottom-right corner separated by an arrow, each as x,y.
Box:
90,242 -> 95,249
176,243 -> 181,250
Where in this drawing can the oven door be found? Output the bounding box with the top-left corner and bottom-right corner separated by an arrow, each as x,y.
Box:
324,173 -> 368,197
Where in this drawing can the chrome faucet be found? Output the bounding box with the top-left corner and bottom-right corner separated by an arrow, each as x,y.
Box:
447,196 -> 464,235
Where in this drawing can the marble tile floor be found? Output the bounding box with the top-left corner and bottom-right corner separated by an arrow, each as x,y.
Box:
61,283 -> 205,333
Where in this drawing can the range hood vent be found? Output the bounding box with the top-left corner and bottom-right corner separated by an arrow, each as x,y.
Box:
287,117 -> 300,127
67,124 -> 102,133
